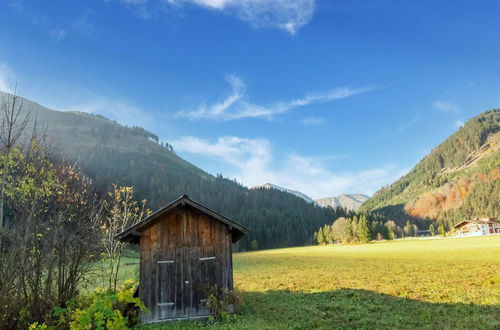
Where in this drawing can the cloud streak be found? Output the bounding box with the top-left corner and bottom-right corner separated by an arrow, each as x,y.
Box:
300,117 -> 325,125
164,0 -> 315,34
177,75 -> 373,121
433,101 -> 460,113
50,29 -> 68,41
171,135 -> 406,198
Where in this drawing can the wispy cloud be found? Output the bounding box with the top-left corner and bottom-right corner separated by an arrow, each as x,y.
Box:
0,59 -> 157,130
300,117 -> 325,125
177,75 -> 373,121
50,29 -> 68,41
0,62 -> 15,93
71,13 -> 96,36
69,96 -> 155,128
433,101 -> 460,113
126,0 -> 315,34
171,135 -> 405,198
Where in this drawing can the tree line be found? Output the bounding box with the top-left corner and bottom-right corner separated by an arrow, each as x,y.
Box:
313,214 -> 448,245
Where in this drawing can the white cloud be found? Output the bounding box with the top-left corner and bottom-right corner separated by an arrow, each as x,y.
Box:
300,117 -> 325,125
433,101 -> 460,113
177,75 -> 373,121
171,135 -> 405,198
164,0 -> 315,34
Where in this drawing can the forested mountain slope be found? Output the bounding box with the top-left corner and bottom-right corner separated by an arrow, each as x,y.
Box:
252,183 -> 315,204
3,92 -> 346,250
360,110 -> 499,229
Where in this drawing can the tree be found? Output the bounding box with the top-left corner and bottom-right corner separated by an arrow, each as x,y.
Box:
403,221 -> 414,237
429,223 -> 436,236
250,239 -> 259,250
101,185 -> 150,291
331,217 -> 351,243
384,220 -> 398,239
0,141 -> 102,327
439,224 -> 446,237
0,91 -> 30,230
358,215 -> 371,243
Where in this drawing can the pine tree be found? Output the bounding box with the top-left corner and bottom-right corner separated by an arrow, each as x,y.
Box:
429,223 -> 436,236
387,228 -> 395,240
316,227 -> 325,244
358,215 -> 372,243
439,224 -> 446,237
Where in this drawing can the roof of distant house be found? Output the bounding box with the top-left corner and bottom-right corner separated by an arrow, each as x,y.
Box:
453,217 -> 499,228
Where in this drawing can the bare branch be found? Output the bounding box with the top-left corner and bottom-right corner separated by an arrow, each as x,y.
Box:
0,89 -> 31,151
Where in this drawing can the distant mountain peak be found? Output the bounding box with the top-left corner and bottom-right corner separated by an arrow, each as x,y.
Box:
315,194 -> 370,211
252,183 -> 370,211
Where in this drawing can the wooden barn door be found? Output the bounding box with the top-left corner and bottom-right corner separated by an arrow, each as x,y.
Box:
192,246 -> 217,317
157,257 -> 178,320
157,247 -> 206,320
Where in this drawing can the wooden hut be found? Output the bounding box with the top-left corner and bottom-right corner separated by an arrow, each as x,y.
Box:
115,195 -> 248,323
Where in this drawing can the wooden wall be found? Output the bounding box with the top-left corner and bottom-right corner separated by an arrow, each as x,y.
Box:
138,205 -> 233,322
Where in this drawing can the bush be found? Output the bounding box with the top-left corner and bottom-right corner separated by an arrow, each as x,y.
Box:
69,279 -> 145,330
201,285 -> 241,322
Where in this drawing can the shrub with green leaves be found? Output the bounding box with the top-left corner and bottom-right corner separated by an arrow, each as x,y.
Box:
69,279 -> 145,330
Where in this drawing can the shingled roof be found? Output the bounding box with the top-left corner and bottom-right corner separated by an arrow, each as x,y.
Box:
453,217 -> 499,228
115,195 -> 249,244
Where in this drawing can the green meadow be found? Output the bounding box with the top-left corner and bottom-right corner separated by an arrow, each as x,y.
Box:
136,236 -> 500,329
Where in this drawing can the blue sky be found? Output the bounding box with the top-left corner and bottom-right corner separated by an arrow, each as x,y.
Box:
0,0 -> 499,199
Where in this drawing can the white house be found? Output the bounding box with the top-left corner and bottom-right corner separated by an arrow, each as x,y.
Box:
453,217 -> 500,237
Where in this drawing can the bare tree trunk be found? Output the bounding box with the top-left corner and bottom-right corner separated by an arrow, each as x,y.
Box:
0,91 -> 30,229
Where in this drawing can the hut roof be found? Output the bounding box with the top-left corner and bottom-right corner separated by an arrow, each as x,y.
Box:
115,195 -> 249,244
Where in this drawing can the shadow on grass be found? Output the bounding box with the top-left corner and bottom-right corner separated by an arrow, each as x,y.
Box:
236,289 -> 499,329
142,289 -> 498,329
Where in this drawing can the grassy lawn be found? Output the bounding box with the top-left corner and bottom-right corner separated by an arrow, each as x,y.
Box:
137,236 -> 500,329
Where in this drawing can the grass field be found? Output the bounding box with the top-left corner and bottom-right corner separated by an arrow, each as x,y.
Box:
135,236 -> 500,329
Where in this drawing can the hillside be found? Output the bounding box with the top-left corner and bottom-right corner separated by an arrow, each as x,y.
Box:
315,194 -> 369,211
252,183 -> 315,204
360,109 -> 500,228
2,92 -> 347,250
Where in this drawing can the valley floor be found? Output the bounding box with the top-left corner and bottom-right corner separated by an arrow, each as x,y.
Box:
139,236 -> 500,329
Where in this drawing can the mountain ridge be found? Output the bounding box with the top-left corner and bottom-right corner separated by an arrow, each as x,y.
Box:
359,109 -> 499,228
